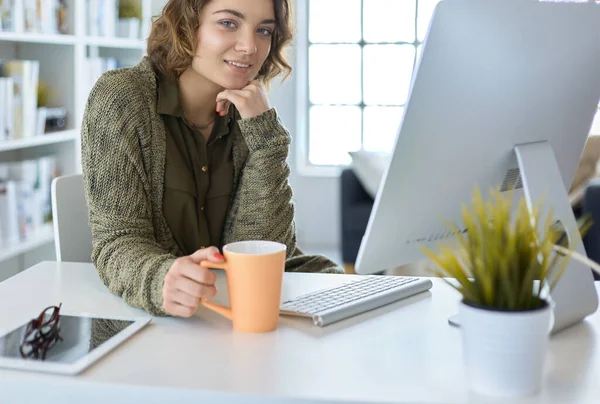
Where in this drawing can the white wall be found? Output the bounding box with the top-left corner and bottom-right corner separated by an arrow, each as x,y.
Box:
267,54 -> 340,251
149,1 -> 340,252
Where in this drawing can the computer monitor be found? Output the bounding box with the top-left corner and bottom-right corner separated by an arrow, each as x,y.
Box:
355,0 -> 600,333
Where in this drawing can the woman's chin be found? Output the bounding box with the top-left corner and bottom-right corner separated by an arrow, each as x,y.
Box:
222,81 -> 249,90
219,74 -> 257,90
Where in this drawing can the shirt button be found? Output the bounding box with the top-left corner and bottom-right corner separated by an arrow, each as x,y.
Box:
201,165 -> 208,172
200,206 -> 205,211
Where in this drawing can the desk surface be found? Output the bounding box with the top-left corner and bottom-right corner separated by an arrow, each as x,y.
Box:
0,261 -> 598,404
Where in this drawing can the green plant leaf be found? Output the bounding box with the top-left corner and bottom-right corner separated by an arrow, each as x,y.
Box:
420,245 -> 478,299
419,186 -> 584,310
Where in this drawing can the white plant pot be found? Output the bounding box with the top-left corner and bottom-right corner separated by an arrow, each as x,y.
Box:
459,300 -> 551,397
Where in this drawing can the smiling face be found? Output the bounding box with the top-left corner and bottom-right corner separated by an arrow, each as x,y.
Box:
191,0 -> 276,90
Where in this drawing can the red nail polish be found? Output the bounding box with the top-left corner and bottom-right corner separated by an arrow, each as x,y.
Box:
214,252 -> 224,260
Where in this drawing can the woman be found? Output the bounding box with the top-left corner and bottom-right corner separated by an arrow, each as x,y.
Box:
81,0 -> 341,318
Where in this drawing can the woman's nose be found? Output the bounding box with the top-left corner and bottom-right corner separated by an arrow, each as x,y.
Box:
235,30 -> 258,55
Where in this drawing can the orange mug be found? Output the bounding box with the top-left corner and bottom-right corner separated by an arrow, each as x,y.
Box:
200,240 -> 286,333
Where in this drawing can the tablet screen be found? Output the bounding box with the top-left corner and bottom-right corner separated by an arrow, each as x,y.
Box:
0,316 -> 135,364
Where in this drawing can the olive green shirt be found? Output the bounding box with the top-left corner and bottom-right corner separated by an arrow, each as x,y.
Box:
158,76 -> 235,254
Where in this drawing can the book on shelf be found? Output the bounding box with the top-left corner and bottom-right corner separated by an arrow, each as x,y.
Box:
0,181 -> 19,245
0,156 -> 58,244
0,0 -> 24,33
0,80 -> 3,140
0,59 -> 39,140
0,77 -> 14,140
0,0 -> 67,34
88,0 -> 119,37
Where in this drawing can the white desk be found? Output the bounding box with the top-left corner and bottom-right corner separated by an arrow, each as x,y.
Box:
0,261 -> 598,404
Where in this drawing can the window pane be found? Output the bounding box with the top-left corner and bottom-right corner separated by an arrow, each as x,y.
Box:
364,0 -> 416,43
363,106 -> 403,152
309,45 -> 362,104
417,0 -> 442,42
309,106 -> 361,165
363,45 -> 415,105
309,0 -> 361,43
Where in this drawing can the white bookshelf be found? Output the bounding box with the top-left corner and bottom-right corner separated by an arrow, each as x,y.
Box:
85,36 -> 146,49
0,0 -> 154,280
0,224 -> 54,263
0,130 -> 78,152
0,32 -> 78,45
0,32 -> 147,49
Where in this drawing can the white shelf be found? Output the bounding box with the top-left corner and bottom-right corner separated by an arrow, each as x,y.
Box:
0,32 -> 146,50
0,130 -> 79,152
0,31 -> 77,45
85,36 -> 146,49
0,224 -> 54,263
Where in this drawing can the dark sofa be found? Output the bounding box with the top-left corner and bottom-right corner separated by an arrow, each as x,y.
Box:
340,169 -> 375,264
582,179 -> 600,280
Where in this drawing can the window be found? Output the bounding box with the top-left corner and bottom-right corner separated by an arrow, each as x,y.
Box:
296,0 -> 442,174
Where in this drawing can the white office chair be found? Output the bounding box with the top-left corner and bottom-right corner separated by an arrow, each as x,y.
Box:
51,174 -> 93,262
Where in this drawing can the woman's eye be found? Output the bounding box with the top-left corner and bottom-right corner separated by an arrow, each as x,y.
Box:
219,20 -> 238,29
258,28 -> 273,36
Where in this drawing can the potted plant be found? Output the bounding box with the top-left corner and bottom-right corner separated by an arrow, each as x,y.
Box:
118,0 -> 142,39
420,187 -> 595,398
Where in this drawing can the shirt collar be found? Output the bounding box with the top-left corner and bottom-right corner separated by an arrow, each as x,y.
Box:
157,74 -> 184,117
157,74 -> 235,137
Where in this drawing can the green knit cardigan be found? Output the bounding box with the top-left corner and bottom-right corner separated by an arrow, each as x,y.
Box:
81,57 -> 342,316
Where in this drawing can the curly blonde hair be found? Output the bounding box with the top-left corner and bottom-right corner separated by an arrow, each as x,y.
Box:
147,0 -> 293,84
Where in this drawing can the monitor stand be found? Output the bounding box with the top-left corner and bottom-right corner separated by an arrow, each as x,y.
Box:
447,141 -> 599,334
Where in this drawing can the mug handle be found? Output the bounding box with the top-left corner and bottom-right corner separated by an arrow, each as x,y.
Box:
199,260 -> 232,321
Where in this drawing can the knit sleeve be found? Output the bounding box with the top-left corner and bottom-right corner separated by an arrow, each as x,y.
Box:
232,108 -> 342,274
81,72 -> 174,316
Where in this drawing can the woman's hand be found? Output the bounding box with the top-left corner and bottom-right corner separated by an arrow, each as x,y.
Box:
216,80 -> 270,120
162,247 -> 224,317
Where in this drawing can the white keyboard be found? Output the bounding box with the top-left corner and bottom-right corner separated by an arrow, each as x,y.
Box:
280,275 -> 433,327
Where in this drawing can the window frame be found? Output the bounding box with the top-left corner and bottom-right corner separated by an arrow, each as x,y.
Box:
295,0 -> 425,176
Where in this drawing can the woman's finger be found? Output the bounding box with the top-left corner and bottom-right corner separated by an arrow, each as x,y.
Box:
163,299 -> 196,317
177,262 -> 217,286
169,289 -> 201,308
217,85 -> 269,119
216,90 -> 250,109
216,100 -> 230,115
189,246 -> 222,264
175,277 -> 217,299
245,80 -> 262,91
